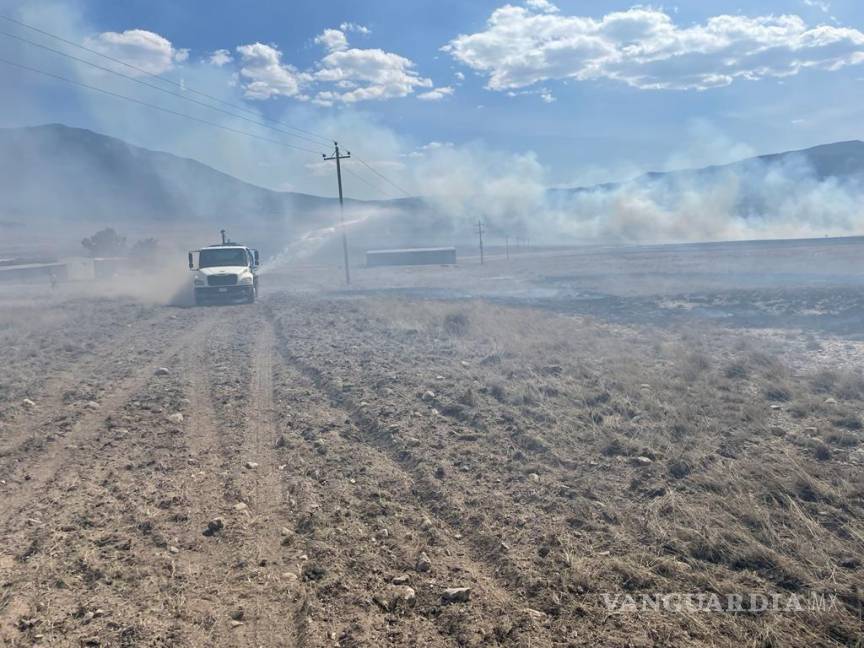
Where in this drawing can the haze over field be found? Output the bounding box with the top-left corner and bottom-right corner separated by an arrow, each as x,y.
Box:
2,124 -> 864,254
4,2 -> 864,647
1,0 -> 863,252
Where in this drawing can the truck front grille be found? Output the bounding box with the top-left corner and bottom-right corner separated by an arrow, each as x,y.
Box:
208,274 -> 238,286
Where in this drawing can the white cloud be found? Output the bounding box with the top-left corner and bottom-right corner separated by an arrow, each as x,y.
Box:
209,49 -> 233,66
315,28 -> 348,52
505,86 -> 556,102
422,141 -> 454,150
312,32 -> 433,103
235,42 -> 309,99
84,29 -> 185,76
455,71 -> 465,81
418,86 -> 454,101
803,0 -> 831,14
235,27 -> 436,104
525,0 -> 559,14
340,22 -> 371,35
443,6 -> 864,91
403,141 -> 455,158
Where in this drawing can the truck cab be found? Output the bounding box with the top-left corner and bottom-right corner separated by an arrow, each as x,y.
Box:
188,244 -> 260,305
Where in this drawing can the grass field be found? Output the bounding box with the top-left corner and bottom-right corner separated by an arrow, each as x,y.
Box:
1,238 -> 863,646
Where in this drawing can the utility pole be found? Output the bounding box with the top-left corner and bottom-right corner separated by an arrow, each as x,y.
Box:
476,220 -> 485,265
505,236 -> 510,260
323,142 -> 351,286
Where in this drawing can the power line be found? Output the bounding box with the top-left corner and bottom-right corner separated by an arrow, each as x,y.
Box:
0,13 -> 333,146
0,28 -> 329,149
3,53 -> 400,199
354,156 -> 414,197
0,13 -> 416,199
342,166 -> 394,197
0,56 -> 323,154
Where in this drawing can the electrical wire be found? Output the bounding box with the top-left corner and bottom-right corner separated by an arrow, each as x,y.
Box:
1,14 -> 417,198
0,28 -> 330,149
0,13 -> 333,145
0,56 -> 323,154
353,156 -> 414,197
4,52 -> 403,197
342,166 -> 394,198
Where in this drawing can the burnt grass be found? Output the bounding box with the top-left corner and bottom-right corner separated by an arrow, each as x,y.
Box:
1,285 -> 863,647
266,293 -> 864,646
505,283 -> 864,338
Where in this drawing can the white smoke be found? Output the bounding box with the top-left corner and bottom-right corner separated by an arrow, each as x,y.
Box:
409,143 -> 544,241
547,152 -> 864,244
2,0 -> 863,259
400,129 -> 864,246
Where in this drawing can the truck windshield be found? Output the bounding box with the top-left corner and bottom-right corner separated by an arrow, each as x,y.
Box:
199,248 -> 247,268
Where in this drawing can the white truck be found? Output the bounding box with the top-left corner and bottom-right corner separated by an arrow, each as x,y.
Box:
188,232 -> 260,305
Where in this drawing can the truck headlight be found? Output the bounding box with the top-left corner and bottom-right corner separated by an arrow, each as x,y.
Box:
193,276 -> 205,286
239,274 -> 254,284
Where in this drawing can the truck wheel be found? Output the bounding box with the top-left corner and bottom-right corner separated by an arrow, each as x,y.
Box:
246,288 -> 256,304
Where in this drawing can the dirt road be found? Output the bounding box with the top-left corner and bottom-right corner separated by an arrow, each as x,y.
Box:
0,300 -> 545,646
1,293 -> 862,646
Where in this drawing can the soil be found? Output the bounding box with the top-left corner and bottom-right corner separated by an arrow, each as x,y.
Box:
1,242 -> 863,646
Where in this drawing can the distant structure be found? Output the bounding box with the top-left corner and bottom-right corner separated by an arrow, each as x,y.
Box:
366,247 -> 457,268
0,260 -> 66,282
0,256 -> 124,283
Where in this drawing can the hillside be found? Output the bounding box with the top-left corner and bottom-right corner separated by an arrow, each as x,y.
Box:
3,124 -> 862,249
553,140 -> 864,196
0,124 -> 404,228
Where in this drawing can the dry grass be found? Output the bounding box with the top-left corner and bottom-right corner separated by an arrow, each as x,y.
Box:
361,297 -> 864,644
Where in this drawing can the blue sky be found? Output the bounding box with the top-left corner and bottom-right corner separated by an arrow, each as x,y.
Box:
2,0 -> 864,198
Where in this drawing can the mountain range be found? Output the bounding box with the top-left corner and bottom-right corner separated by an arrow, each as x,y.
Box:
551,140 -> 864,197
2,124 -> 863,239
0,124 -> 420,232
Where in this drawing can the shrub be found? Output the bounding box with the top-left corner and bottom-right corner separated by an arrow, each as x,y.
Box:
443,311 -> 469,336
764,384 -> 792,402
832,414 -> 862,431
668,458 -> 692,479
724,361 -> 749,380
813,443 -> 831,461
488,382 -> 507,402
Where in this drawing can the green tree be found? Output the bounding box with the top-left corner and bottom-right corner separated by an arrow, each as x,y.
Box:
81,228 -> 126,257
130,237 -> 158,262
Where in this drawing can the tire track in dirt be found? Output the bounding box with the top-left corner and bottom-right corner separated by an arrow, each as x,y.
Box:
0,314 -> 217,646
0,307 -> 302,647
0,311 -> 214,531
177,308 -> 304,648
167,325 -> 246,646
268,311 -> 521,580
0,319 -> 225,646
237,316 -> 306,647
267,337 -> 465,645
0,307 -> 176,457
265,303 -> 553,646
265,300 -> 598,613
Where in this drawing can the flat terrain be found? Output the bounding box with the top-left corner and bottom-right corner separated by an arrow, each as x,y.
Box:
1,239 -> 864,646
